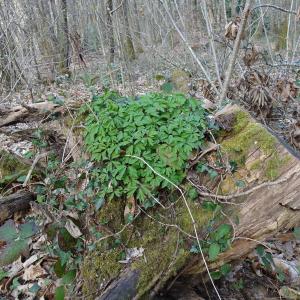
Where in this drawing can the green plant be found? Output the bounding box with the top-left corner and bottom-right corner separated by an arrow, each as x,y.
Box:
0,220 -> 38,266
84,91 -> 207,204
190,223 -> 233,262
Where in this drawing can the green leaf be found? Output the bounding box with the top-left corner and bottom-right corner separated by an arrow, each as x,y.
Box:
29,283 -> 41,294
208,169 -> 218,179
61,269 -> 76,285
0,239 -> 28,266
54,286 -> 65,300
190,244 -> 200,254
19,222 -> 38,239
220,263 -> 231,275
54,259 -> 66,278
202,201 -> 219,212
211,271 -> 222,280
16,175 -> 27,183
0,269 -> 8,282
0,220 -> 18,242
214,224 -> 232,241
208,243 -> 220,261
256,245 -> 265,257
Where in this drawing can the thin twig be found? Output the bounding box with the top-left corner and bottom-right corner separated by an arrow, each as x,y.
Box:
218,0 -> 251,106
160,0 -> 219,96
193,172 -> 295,201
23,152 -> 49,187
109,0 -> 124,15
252,4 -> 297,15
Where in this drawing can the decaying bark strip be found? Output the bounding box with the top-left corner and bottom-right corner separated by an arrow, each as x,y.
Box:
0,191 -> 35,223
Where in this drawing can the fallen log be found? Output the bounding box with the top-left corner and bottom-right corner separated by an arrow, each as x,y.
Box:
0,191 -> 35,223
80,105 -> 300,299
0,102 -> 61,127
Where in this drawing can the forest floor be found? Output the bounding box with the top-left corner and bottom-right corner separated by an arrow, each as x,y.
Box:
1,53 -> 300,299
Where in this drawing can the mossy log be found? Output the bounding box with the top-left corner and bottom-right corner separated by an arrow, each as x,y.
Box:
82,105 -> 300,299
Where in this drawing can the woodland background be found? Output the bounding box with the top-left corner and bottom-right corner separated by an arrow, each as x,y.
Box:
1,1 -> 300,299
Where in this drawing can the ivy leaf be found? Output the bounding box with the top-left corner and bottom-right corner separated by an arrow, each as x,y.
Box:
190,244 -> 200,254
220,263 -> 231,275
214,224 -> 232,241
256,245 -> 265,257
54,286 -> 65,300
235,180 -> 246,188
19,222 -> 39,239
0,239 -> 28,266
0,220 -> 18,242
29,283 -> 41,294
209,243 -> 220,261
61,269 -> 76,285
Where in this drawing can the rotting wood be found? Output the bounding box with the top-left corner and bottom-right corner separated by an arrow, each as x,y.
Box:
0,191 -> 35,223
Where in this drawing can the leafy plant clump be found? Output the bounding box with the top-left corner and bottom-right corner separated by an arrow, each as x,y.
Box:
85,91 -> 208,204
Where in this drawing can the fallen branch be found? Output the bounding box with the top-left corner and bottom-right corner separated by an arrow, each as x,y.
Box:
0,191 -> 35,222
0,102 -> 60,127
252,4 -> 297,15
23,152 -> 49,187
192,172 -> 296,201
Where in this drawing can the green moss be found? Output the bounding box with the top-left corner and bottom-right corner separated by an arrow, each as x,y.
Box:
222,111 -> 276,165
264,154 -> 290,180
81,195 -> 213,298
133,228 -> 189,297
0,150 -> 30,188
177,201 -> 212,233
222,110 -> 291,182
220,176 -> 237,195
248,158 -> 261,171
81,248 -> 123,299
124,36 -> 136,61
97,199 -> 125,231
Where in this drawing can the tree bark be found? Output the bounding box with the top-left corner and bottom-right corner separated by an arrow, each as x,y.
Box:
61,0 -> 71,71
107,0 -> 115,64
0,192 -> 35,223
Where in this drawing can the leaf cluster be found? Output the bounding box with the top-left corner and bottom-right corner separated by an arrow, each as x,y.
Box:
85,91 -> 207,204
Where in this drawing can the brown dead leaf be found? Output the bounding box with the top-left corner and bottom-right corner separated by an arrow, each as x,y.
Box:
124,196 -> 136,221
65,219 -> 82,238
276,79 -> 298,102
243,46 -> 259,67
225,17 -> 241,40
22,264 -> 47,281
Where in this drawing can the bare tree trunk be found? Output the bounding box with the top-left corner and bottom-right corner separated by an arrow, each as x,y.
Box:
106,0 -> 115,64
122,0 -> 136,61
61,0 -> 71,71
